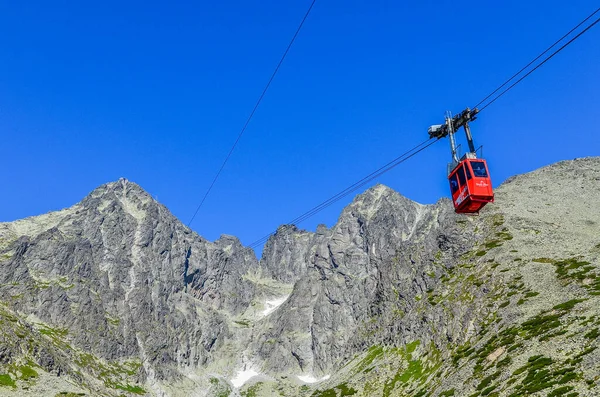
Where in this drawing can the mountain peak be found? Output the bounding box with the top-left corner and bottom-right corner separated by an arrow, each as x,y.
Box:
354,183 -> 417,205
86,178 -> 153,202
343,183 -> 423,223
2,159 -> 600,396
78,178 -> 165,226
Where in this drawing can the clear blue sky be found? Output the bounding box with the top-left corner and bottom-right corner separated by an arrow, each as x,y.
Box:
1,0 -> 599,253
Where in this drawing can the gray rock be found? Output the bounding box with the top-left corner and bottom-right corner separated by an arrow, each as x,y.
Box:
1,158 -> 599,397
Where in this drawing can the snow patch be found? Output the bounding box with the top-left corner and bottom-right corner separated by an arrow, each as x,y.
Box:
231,369 -> 259,388
297,374 -> 331,383
261,295 -> 289,317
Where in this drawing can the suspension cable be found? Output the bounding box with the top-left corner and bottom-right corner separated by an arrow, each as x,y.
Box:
475,8 -> 600,111
211,7 -> 600,249
248,10 -> 600,248
188,0 -> 318,227
249,137 -> 439,248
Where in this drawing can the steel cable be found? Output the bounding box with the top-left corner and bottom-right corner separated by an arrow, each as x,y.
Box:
249,137 -> 439,248
475,8 -> 600,111
188,0 -> 318,226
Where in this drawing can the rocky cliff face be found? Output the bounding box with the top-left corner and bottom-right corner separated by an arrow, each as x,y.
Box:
0,180 -> 261,396
1,158 -> 599,397
251,186 -> 464,377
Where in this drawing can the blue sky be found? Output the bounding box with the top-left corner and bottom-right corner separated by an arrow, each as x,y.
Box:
1,0 -> 599,254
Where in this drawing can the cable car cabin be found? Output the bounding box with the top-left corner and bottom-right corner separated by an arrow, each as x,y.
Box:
448,158 -> 494,214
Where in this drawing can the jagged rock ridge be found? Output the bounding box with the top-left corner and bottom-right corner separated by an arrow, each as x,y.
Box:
0,158 -> 599,397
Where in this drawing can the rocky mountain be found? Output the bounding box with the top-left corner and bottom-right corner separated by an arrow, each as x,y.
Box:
0,157 -> 599,397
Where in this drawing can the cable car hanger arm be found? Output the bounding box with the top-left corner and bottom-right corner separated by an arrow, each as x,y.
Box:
427,107 -> 479,141
427,107 -> 494,215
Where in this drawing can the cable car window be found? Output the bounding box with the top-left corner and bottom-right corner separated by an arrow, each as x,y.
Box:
449,174 -> 459,194
457,165 -> 466,186
471,161 -> 488,177
465,163 -> 472,180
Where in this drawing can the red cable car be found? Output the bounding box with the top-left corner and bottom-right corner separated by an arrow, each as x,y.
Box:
429,108 -> 494,214
448,157 -> 494,214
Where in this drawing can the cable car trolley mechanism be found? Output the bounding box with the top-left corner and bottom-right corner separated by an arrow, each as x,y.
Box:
428,108 -> 494,214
